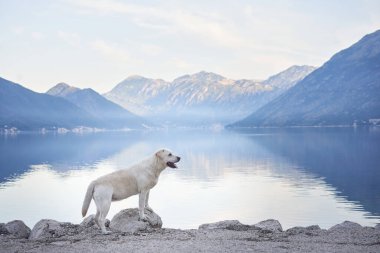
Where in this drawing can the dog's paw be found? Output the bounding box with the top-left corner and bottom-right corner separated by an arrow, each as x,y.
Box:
138,216 -> 148,222
101,230 -> 112,235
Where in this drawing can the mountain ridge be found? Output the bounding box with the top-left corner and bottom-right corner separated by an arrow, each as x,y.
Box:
104,65 -> 315,125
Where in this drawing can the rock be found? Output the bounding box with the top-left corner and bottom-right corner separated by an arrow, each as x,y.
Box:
29,219 -> 75,240
110,208 -> 162,234
375,224 -> 380,230
199,220 -> 250,231
329,221 -> 362,231
286,225 -> 321,235
253,219 -> 283,232
0,223 -> 10,235
5,220 -> 31,239
80,215 -> 110,228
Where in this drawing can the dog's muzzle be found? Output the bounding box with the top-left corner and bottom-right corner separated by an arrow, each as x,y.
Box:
167,156 -> 181,168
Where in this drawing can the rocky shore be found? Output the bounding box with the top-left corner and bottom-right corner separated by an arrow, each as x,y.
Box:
1,208 -> 379,253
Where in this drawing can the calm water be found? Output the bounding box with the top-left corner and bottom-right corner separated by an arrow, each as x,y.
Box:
0,128 -> 379,229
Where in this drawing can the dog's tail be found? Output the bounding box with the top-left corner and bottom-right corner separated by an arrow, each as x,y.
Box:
82,181 -> 95,217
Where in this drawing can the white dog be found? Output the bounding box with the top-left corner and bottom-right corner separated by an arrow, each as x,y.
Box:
81,149 -> 180,234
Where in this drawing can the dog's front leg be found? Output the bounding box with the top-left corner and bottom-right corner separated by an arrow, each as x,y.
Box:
145,190 -> 153,212
138,191 -> 148,221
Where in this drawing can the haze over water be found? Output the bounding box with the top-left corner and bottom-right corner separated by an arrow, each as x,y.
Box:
0,127 -> 379,229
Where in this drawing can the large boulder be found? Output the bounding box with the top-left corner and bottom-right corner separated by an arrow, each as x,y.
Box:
199,220 -> 250,231
253,219 -> 283,232
80,215 -> 110,228
328,221 -> 362,232
29,219 -> 76,240
0,223 -> 10,235
110,208 -> 162,234
286,225 -> 321,236
5,220 -> 31,238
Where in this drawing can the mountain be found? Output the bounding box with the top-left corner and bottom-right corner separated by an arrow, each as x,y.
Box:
46,82 -> 79,96
104,66 -> 315,125
0,77 -> 96,130
103,76 -> 171,116
263,65 -> 316,89
46,83 -> 148,129
230,30 -> 380,127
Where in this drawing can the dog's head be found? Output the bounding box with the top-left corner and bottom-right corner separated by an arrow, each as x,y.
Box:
155,149 -> 181,169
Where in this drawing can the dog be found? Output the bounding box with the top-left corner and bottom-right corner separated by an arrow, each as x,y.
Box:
81,149 -> 180,234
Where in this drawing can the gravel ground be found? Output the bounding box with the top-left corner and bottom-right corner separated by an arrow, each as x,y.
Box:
1,220 -> 379,253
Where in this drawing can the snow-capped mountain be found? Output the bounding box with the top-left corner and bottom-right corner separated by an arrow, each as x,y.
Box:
103,76 -> 171,115
104,66 -> 315,125
231,30 -> 380,127
263,65 -> 316,89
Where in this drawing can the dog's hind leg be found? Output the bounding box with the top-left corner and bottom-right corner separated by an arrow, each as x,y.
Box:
94,209 -> 100,228
93,185 -> 113,234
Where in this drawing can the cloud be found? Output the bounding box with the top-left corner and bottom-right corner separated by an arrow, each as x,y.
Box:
10,27 -> 44,40
31,32 -> 44,40
140,44 -> 163,56
171,58 -> 194,70
90,39 -> 132,63
66,0 -> 245,49
170,10 -> 245,48
57,31 -> 81,47
10,26 -> 25,35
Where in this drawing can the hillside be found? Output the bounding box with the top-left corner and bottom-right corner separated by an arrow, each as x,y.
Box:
0,78 -> 96,130
231,30 -> 380,127
47,83 -> 148,129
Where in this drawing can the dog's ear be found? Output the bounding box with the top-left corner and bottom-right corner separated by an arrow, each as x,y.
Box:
156,149 -> 165,157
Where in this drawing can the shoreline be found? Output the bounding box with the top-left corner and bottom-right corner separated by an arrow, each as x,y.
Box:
1,209 -> 379,253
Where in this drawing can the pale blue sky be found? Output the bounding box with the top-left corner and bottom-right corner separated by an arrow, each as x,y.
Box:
1,0 -> 379,93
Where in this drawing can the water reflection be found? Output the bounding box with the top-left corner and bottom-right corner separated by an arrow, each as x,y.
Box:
0,128 -> 379,229
235,127 -> 380,217
0,132 -> 141,180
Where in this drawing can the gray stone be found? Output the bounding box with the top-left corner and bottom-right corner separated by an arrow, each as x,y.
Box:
199,220 -> 250,231
286,225 -> 321,235
0,223 -> 10,235
110,208 -> 162,234
253,219 -> 283,232
375,223 -> 380,230
5,220 -> 31,238
328,221 -> 362,231
80,215 -> 110,228
29,219 -> 67,240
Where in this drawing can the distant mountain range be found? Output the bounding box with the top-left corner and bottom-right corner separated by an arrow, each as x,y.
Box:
2,30 -> 378,130
46,83 -> 148,129
104,65 -> 315,125
230,29 -> 380,127
0,65 -> 317,130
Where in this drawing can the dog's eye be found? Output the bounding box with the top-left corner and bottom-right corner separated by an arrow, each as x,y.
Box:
168,153 -> 172,156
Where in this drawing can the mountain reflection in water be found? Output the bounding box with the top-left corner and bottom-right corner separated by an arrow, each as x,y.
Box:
0,128 -> 379,229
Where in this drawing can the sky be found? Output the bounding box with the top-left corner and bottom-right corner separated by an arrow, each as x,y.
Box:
0,0 -> 379,93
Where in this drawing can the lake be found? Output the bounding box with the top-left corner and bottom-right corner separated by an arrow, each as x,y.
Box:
0,127 -> 379,229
